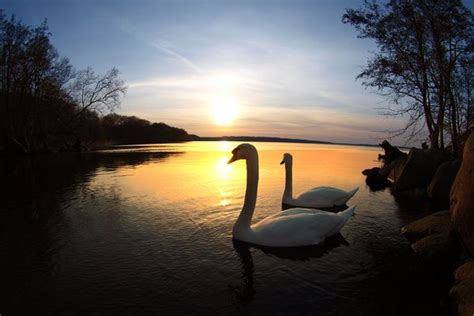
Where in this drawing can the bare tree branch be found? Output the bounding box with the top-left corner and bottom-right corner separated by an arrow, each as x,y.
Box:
68,67 -> 127,118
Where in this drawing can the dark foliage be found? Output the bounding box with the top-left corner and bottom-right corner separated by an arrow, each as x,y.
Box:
0,12 -> 192,153
343,0 -> 473,154
102,113 -> 196,144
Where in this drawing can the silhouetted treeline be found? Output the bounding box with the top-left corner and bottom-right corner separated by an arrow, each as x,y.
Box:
0,12 -> 129,153
101,114 -> 197,144
0,12 -> 196,153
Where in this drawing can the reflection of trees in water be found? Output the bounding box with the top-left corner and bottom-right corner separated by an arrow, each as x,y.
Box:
231,234 -> 348,305
92,151 -> 183,169
3,151 -> 183,203
0,151 -> 182,313
392,190 -> 438,215
2,151 -> 183,218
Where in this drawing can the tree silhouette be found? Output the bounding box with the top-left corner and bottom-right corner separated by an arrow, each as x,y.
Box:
67,67 -> 126,117
0,13 -> 73,152
0,12 -> 127,153
343,0 -> 473,152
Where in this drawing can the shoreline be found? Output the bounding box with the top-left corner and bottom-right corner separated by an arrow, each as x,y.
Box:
362,132 -> 474,316
0,135 -> 412,156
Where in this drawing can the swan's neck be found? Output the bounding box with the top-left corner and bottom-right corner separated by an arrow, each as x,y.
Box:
235,153 -> 259,230
283,161 -> 293,200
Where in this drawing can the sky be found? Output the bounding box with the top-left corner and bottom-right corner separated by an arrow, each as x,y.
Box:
2,0 -> 423,145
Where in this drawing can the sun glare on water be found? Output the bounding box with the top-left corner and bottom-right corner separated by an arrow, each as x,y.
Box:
210,96 -> 240,126
215,156 -> 233,179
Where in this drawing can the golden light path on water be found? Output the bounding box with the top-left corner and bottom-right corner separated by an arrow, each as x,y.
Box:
91,141 -> 381,235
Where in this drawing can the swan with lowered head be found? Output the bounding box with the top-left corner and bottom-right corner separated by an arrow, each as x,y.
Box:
280,153 -> 358,210
228,143 -> 356,247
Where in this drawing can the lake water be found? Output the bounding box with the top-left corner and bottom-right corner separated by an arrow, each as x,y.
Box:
0,141 -> 452,315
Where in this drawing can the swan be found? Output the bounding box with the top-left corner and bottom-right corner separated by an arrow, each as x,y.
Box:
227,143 -> 356,247
280,153 -> 359,210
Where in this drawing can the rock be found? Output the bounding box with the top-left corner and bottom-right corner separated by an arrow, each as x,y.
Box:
361,167 -> 391,191
362,167 -> 379,176
377,140 -> 407,181
455,261 -> 474,281
378,140 -> 408,164
410,232 -> 458,259
393,148 -> 447,192
450,130 -> 474,256
450,261 -> 474,316
427,160 -> 461,207
361,140 -> 407,192
385,158 -> 406,182
401,210 -> 459,259
401,210 -> 451,242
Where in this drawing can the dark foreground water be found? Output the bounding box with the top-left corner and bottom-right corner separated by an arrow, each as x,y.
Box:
0,142 -> 453,315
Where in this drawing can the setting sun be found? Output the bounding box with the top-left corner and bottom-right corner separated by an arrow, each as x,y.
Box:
210,96 -> 240,126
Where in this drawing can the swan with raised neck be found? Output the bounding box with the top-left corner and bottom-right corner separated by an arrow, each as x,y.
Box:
228,143 -> 356,247
280,153 -> 359,209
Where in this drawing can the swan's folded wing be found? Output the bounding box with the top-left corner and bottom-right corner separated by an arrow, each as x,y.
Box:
261,208 -> 326,222
295,187 -> 350,207
252,213 -> 345,247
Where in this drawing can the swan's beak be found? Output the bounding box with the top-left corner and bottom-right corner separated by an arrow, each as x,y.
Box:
280,159 -> 285,165
227,155 -> 238,164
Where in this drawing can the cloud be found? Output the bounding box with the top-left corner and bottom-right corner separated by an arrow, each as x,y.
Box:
150,42 -> 203,74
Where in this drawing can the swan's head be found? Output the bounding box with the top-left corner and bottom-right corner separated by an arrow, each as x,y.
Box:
228,143 -> 257,164
280,153 -> 293,165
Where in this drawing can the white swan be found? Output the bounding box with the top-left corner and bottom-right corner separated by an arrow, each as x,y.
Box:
228,143 -> 356,247
280,153 -> 359,209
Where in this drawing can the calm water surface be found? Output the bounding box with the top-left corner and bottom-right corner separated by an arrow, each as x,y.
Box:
1,142 -> 451,315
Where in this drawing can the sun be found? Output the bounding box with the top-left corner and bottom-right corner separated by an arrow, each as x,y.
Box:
210,96 -> 240,126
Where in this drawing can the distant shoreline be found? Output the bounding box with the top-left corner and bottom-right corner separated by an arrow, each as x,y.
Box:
0,134 -> 403,155
197,136 -> 395,149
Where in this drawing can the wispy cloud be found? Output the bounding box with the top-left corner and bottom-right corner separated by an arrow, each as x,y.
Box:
150,42 -> 203,74
116,18 -> 203,74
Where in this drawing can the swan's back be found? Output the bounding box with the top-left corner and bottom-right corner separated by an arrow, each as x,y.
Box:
262,207 -> 327,221
249,206 -> 356,247
294,187 -> 358,207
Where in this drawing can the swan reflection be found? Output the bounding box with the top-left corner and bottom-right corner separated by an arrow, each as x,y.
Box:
231,234 -> 348,304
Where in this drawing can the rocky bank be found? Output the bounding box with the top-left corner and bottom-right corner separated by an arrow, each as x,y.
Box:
363,130 -> 474,315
